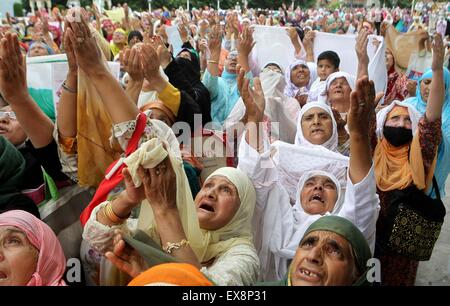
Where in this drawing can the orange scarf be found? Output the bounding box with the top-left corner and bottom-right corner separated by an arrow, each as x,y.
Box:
128,263 -> 213,286
374,106 -> 435,192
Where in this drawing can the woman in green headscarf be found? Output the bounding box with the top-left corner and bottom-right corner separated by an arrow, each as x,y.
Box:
0,136 -> 40,218
259,215 -> 372,286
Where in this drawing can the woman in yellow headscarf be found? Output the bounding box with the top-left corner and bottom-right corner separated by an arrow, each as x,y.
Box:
373,34 -> 446,286
83,138 -> 260,286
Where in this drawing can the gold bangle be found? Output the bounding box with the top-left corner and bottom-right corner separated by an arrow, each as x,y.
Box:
208,60 -> 219,64
104,202 -> 129,224
163,239 -> 190,254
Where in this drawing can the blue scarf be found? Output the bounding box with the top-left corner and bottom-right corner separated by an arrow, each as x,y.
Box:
404,68 -> 450,198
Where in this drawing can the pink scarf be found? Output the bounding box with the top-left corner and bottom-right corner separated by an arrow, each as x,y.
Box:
0,210 -> 66,286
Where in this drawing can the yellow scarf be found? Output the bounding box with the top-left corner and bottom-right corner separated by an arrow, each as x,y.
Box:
374,106 -> 436,192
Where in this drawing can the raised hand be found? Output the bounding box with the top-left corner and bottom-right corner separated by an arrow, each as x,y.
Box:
140,44 -> 161,81
208,24 -> 222,60
105,229 -> 148,278
63,23 -> 78,74
347,76 -> 375,138
120,46 -> 144,82
355,28 -> 369,64
431,33 -> 444,71
236,26 -> 255,58
178,23 -> 189,43
122,167 -> 146,205
137,157 -> 177,214
237,66 -> 265,123
0,33 -> 27,103
65,8 -> 106,76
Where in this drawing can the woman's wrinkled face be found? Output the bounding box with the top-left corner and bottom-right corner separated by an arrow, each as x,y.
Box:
290,64 -> 311,88
384,112 -> 412,129
290,231 -> 358,286
300,176 -> 338,215
328,77 -> 351,104
29,44 -> 49,57
0,116 -> 27,146
419,77 -> 432,103
301,107 -> 333,145
149,108 -> 173,127
195,176 -> 240,231
0,226 -> 39,286
178,51 -> 192,61
362,22 -> 374,34
385,50 -> 394,71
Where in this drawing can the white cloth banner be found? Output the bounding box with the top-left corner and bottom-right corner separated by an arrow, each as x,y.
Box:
166,25 -> 184,57
249,25 -> 306,76
27,54 -> 121,118
313,32 -> 387,101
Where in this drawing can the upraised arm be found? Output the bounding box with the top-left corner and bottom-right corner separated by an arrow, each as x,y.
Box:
425,33 -> 446,122
57,25 -> 78,139
0,33 -> 54,148
347,76 -> 374,184
66,8 -> 138,124
355,29 -> 369,80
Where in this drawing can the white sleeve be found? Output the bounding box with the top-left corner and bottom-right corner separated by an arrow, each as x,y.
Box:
200,244 -> 260,286
338,165 -> 380,253
237,130 -> 275,211
82,201 -> 133,254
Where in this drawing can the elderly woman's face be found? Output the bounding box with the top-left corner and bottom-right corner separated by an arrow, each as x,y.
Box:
290,230 -> 358,286
419,77 -> 432,104
301,107 -> 333,145
0,226 -> 39,286
290,64 -> 311,88
300,175 -> 338,215
0,116 -> 27,146
328,77 -> 351,105
195,176 -> 240,231
29,44 -> 49,57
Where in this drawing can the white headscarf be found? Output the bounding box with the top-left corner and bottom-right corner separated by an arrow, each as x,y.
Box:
319,71 -> 356,104
284,59 -> 318,98
294,170 -> 344,216
376,100 -> 421,139
202,167 -> 257,260
294,102 -> 338,152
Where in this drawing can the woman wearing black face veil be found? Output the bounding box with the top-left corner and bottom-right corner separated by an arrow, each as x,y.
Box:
163,43 -> 211,126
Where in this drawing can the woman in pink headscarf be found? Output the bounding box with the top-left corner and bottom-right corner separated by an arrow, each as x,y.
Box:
0,210 -> 66,286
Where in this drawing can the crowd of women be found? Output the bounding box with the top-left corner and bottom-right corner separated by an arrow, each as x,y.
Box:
0,2 -> 449,287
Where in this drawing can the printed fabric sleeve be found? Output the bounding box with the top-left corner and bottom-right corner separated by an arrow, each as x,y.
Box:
82,201 -> 133,254
200,244 -> 260,286
418,115 -> 442,176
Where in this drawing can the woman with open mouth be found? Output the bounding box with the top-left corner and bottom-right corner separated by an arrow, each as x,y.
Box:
259,215 -> 372,286
0,210 -> 66,286
238,72 -> 380,282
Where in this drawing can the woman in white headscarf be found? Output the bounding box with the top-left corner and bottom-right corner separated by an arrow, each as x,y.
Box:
224,63 -> 300,145
238,73 -> 380,281
284,59 -> 318,100
294,102 -> 338,152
